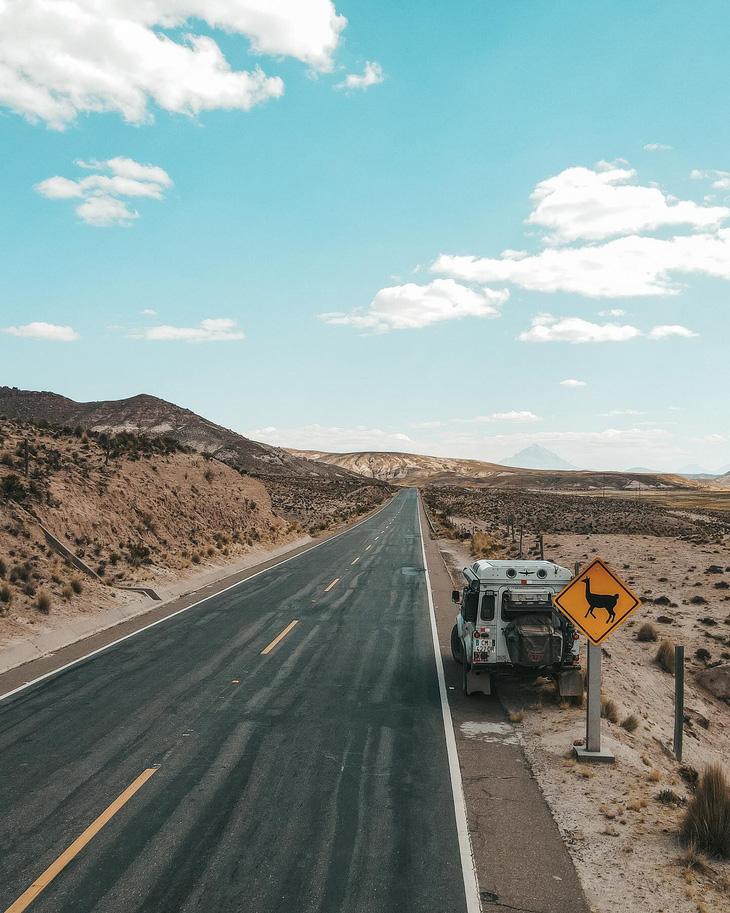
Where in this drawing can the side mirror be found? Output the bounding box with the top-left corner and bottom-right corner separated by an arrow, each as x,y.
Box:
452,589 -> 461,604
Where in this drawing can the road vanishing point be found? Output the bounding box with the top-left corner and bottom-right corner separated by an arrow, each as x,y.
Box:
1,490 -> 479,913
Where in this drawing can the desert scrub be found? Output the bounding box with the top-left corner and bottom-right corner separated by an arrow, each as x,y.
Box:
470,531 -> 505,560
681,765 -> 730,858
61,585 -> 73,601
509,709 -> 525,723
0,557 -> 6,578
600,697 -> 620,724
656,639 -> 676,674
621,714 -> 640,733
36,591 -> 51,614
637,622 -> 658,642
0,583 -> 11,605
70,576 -> 83,595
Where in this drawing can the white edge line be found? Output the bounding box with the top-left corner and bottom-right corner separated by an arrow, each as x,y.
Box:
0,495 -> 397,704
417,493 -> 482,913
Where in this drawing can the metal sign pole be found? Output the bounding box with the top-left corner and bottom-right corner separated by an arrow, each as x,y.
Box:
586,643 -> 601,753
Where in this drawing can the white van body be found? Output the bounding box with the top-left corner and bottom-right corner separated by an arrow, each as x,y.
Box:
450,559 -> 583,696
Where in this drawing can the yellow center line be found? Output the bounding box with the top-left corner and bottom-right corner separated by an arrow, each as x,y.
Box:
324,578 -> 340,593
261,619 -> 299,655
6,767 -> 157,913
350,557 -> 360,566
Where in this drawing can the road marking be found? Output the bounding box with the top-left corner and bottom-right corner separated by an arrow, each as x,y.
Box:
365,545 -> 371,551
374,536 -> 379,540
324,578 -> 340,593
350,557 -> 360,566
0,496 -> 398,704
261,620 -> 299,655
417,496 -> 481,913
6,768 -> 157,913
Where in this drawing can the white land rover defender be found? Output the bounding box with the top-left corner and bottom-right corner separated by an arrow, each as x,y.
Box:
450,559 -> 583,697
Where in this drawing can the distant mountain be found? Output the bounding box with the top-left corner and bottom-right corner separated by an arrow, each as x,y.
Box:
718,463 -> 730,474
626,467 -> 661,474
0,386 -> 357,482
499,444 -> 579,471
289,448 -> 695,492
678,463 -> 710,475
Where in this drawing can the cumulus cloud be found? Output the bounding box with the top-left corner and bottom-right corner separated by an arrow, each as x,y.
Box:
519,315 -> 642,343
3,321 -> 80,341
647,324 -> 699,339
560,379 -> 586,387
335,61 -> 384,90
643,143 -> 672,151
691,169 -> 730,191
599,309 -> 626,317
598,409 -> 646,416
699,434 -> 727,443
524,164 -> 728,244
455,411 -> 542,424
431,161 -> 730,299
319,278 -> 509,332
35,157 -> 172,226
131,318 -> 244,342
0,1 -> 347,128
434,229 -> 730,298
248,423 -> 412,452
140,309 -> 157,315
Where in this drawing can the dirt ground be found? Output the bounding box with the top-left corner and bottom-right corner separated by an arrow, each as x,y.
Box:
436,529 -> 730,913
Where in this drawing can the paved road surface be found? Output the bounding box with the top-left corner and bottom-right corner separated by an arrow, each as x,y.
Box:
1,490 -> 472,913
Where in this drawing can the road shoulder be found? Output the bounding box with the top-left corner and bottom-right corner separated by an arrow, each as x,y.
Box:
419,499 -> 590,913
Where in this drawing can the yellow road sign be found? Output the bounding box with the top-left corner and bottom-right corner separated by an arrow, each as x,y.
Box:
553,558 -> 641,646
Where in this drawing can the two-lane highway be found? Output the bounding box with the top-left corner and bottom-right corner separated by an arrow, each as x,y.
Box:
0,490 -> 476,913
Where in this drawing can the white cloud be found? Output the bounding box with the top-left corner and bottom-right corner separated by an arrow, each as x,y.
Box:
455,411 -> 542,424
525,164 -> 728,244
36,157 -> 172,226
691,169 -> 730,191
519,315 -> 642,344
599,309 -> 626,317
0,1 -> 347,128
3,321 -> 80,341
643,143 -> 672,151
560,379 -> 586,387
132,317 -> 244,342
335,60 -> 384,90
434,229 -> 730,298
140,309 -> 157,315
320,278 -> 509,332
409,420 -> 443,428
647,324 -> 699,339
699,434 -> 727,443
248,423 -> 412,452
598,409 -> 646,416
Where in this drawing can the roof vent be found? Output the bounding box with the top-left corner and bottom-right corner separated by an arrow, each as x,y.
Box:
537,568 -> 548,579
506,568 -> 517,578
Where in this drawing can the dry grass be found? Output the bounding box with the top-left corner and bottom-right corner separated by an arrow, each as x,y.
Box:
470,531 -> 506,560
656,639 -> 677,674
621,713 -> 640,733
681,765 -> 730,859
637,622 -> 658,642
509,709 -> 525,723
600,696 -> 620,724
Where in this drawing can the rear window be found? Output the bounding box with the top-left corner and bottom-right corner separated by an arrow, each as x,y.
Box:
480,593 -> 496,621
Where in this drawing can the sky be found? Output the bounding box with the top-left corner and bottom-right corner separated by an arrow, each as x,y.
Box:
1,0 -> 729,473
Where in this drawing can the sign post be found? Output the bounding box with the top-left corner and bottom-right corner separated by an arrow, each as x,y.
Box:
553,558 -> 642,763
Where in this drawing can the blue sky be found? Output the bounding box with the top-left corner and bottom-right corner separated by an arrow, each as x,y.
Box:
1,0 -> 729,472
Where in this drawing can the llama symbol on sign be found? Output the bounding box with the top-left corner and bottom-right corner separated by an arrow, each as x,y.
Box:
583,577 -> 619,624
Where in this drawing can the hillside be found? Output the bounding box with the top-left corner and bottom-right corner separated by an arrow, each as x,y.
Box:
0,416 -> 297,643
0,387 -> 353,481
288,448 -> 699,492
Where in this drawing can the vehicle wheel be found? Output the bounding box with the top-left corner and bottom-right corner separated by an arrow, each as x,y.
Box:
450,624 -> 463,664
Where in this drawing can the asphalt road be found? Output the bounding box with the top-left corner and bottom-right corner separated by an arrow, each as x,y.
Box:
0,489 -> 473,913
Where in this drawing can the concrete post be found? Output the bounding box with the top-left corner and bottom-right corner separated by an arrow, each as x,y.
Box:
674,645 -> 684,762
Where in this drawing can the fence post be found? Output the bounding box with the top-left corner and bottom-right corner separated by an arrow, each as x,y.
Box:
674,645 -> 685,762
538,534 -> 544,560
518,527 -> 523,558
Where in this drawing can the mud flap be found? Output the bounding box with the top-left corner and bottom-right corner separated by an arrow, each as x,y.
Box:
466,667 -> 491,695
557,669 -> 583,698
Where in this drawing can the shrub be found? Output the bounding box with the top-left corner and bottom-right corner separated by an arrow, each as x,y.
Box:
509,709 -> 525,723
470,531 -> 505,559
621,714 -> 640,733
36,591 -> 51,614
0,583 -> 11,604
656,639 -> 676,674
70,576 -> 83,595
0,474 -> 26,501
0,558 -> 6,578
61,585 -> 73,601
637,622 -> 658,642
681,765 -> 730,858
600,697 -> 619,724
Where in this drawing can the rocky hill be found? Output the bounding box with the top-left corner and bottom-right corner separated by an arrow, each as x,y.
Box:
288,448 -> 698,492
0,387 -> 352,481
